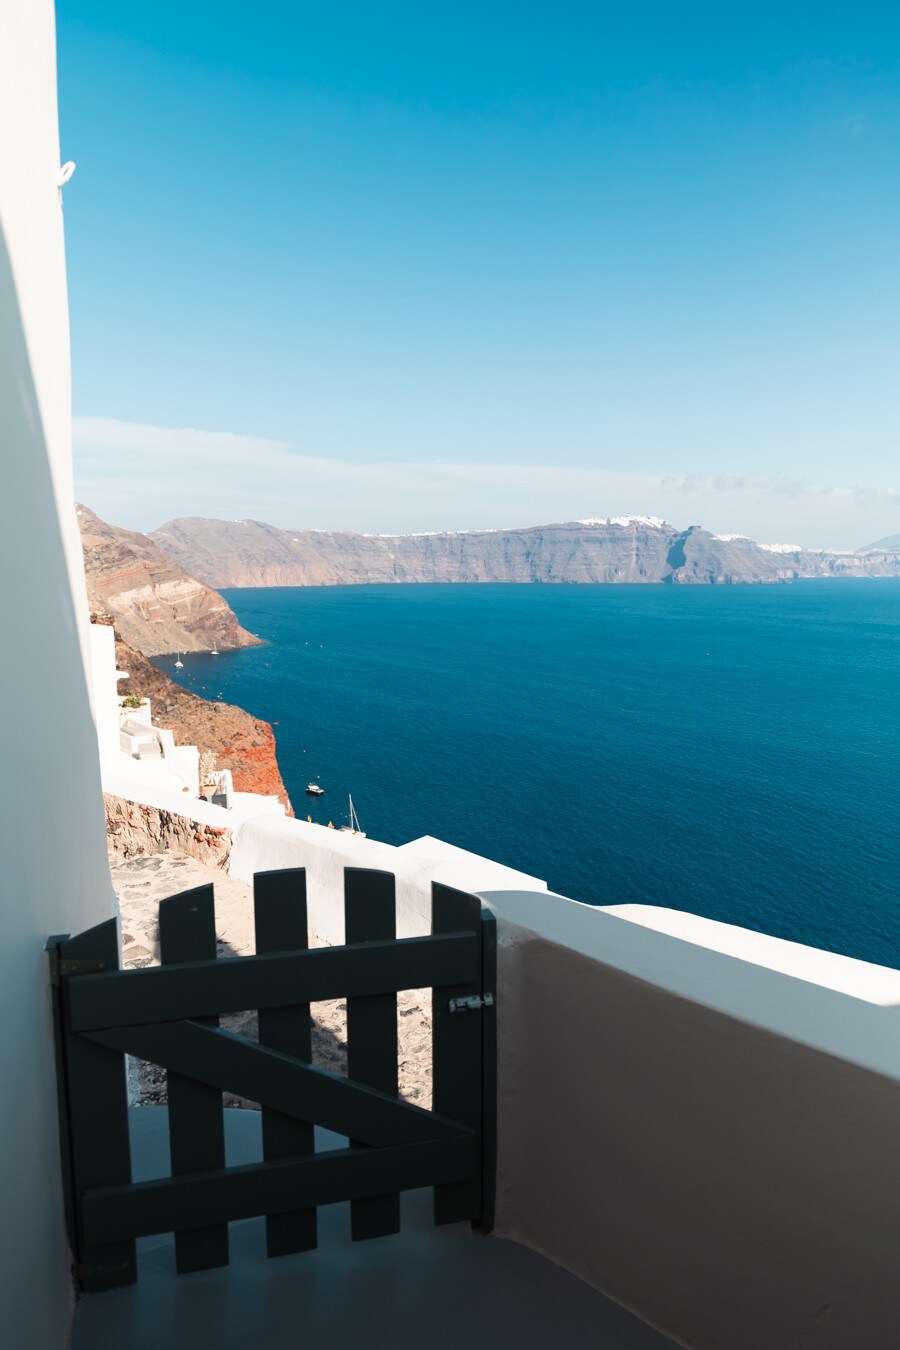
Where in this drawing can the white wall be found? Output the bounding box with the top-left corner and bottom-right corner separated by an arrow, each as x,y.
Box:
0,0 -> 92,671
228,813 -> 546,943
0,4 -> 115,1346
88,622 -> 123,763
488,890 -> 900,1350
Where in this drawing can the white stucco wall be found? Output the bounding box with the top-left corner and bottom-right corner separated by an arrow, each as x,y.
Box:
228,813 -> 547,944
88,621 -> 123,764
488,890 -> 900,1350
0,0 -> 92,672
0,4 -> 115,1346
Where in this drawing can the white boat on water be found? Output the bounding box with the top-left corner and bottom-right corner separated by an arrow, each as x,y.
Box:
174,653 -> 183,669
340,794 -> 366,836
306,782 -> 325,796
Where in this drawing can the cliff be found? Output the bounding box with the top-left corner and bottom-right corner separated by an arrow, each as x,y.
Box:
78,503 -> 263,655
150,515 -> 900,589
115,637 -> 293,814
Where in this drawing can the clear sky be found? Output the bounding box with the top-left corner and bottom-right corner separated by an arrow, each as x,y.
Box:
59,2 -> 900,547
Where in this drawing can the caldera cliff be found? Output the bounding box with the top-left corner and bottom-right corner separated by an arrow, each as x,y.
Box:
150,515 -> 900,589
79,504 -> 263,655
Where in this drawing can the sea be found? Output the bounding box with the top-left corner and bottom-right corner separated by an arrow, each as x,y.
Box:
156,580 -> 900,969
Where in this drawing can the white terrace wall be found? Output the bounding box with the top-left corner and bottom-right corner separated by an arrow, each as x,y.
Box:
0,4 -> 115,1346
228,813 -> 547,943
487,890 -> 900,1350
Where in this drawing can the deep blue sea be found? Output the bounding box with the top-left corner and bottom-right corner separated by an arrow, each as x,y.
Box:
156,581 -> 900,968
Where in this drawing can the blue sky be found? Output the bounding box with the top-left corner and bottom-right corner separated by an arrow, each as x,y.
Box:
60,2 -> 900,546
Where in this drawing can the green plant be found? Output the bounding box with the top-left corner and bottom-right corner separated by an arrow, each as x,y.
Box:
121,694 -> 143,709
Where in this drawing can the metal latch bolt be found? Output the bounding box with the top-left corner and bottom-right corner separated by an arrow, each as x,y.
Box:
448,993 -> 495,1014
47,949 -> 107,986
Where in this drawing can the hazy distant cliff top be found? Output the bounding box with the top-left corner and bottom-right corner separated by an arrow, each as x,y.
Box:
78,505 -> 262,655
861,534 -> 900,552
149,515 -> 900,589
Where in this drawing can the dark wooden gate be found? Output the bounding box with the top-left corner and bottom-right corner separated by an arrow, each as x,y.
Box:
48,868 -> 496,1292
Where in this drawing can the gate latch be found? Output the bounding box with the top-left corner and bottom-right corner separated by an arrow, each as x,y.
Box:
448,993 -> 494,1014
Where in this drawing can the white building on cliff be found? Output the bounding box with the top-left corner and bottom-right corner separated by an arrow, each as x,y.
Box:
86,618 -> 286,820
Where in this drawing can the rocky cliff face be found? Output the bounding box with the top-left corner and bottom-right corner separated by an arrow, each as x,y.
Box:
150,515 -> 900,588
115,638 -> 293,814
79,504 -> 263,655
105,794 -> 233,866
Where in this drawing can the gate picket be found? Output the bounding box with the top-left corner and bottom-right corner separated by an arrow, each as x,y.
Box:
159,885 -> 229,1273
52,919 -> 135,1291
345,869 -> 400,1240
253,868 -> 317,1257
432,884 -> 484,1226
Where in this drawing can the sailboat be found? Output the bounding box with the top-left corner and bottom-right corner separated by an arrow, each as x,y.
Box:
340,795 -> 365,837
174,653 -> 183,669
210,643 -> 219,656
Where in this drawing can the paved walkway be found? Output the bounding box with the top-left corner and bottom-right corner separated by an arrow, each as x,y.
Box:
110,853 -> 432,1106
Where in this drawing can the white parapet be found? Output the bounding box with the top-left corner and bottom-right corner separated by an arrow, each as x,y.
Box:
228,814 -> 547,944
600,902 -> 900,1006
102,773 -> 284,827
485,887 -> 900,1350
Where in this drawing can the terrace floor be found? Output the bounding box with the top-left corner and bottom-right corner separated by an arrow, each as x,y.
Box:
70,1108 -> 680,1350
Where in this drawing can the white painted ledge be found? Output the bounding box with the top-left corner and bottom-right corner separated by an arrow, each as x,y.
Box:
601,902 -> 900,1005
228,815 -> 547,944
479,889 -> 900,1083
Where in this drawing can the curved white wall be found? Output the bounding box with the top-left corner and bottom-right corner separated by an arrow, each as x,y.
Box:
0,5 -> 114,1346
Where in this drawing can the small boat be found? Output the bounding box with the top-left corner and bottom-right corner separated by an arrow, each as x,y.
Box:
306,782 -> 325,796
340,794 -> 366,837
174,653 -> 183,669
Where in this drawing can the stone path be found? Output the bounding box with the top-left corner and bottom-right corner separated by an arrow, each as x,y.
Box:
110,852 -> 433,1108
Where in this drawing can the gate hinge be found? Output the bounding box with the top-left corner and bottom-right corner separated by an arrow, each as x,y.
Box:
74,1259 -> 131,1284
448,993 -> 495,1014
48,948 -> 107,986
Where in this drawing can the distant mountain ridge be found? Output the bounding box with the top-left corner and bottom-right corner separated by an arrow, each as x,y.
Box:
150,515 -> 900,589
861,534 -> 900,552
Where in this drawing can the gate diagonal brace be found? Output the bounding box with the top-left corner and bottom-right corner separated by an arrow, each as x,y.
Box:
86,1020 -> 467,1148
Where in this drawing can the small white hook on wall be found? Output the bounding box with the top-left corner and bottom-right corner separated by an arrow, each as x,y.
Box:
57,161 -> 76,203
